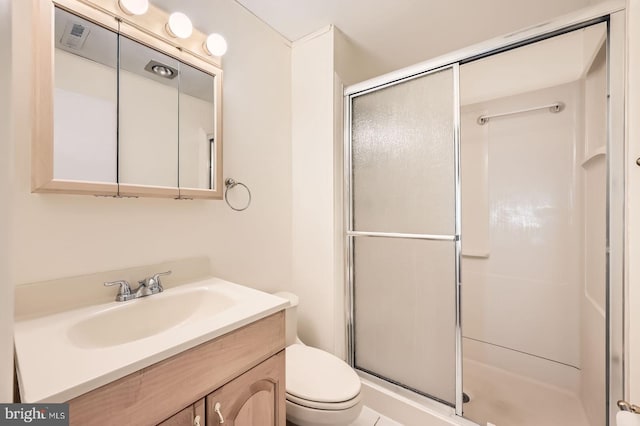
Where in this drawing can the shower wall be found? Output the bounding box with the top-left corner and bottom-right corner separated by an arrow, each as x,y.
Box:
461,82 -> 584,393
580,41 -> 606,426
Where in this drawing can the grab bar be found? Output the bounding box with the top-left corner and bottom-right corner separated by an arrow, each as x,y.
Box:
477,102 -> 565,125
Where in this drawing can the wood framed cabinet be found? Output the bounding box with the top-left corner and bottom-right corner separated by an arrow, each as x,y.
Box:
156,353 -> 285,426
68,312 -> 285,426
158,400 -> 205,426
206,352 -> 285,426
30,0 -> 224,200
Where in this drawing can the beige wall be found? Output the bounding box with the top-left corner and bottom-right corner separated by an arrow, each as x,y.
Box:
291,27 -> 339,353
0,0 -> 13,404
627,0 -> 640,404
333,27 -> 386,86
11,0 -> 292,297
290,26 -> 377,358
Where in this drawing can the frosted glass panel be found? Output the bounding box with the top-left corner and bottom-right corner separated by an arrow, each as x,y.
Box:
354,237 -> 456,405
352,69 -> 455,235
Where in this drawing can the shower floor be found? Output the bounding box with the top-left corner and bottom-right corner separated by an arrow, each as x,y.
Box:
462,359 -> 589,426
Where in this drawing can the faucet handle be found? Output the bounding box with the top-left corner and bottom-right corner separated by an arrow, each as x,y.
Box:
104,280 -> 132,301
152,270 -> 172,283
151,270 -> 171,291
138,270 -> 171,291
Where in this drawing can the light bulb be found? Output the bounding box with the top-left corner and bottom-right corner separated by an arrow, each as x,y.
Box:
151,65 -> 174,78
204,33 -> 228,57
166,12 -> 193,39
118,0 -> 149,16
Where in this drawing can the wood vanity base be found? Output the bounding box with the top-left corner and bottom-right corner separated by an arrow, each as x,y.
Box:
68,311 -> 285,426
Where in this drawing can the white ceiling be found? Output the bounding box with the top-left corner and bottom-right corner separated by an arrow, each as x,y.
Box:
150,0 -> 604,79
460,22 -> 607,105
232,0 -> 596,73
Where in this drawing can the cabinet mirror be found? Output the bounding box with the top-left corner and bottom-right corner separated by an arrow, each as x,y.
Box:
53,7 -> 118,188
118,36 -> 179,195
179,64 -> 218,194
34,1 -> 223,199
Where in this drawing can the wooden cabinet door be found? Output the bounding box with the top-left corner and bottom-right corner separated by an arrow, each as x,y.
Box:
206,351 -> 285,426
158,399 -> 205,426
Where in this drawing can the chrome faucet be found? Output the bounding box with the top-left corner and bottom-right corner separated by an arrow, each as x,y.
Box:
103,279 -> 134,302
104,270 -> 172,302
135,271 -> 171,298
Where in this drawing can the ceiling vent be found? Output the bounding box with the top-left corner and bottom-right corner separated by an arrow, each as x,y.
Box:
60,21 -> 90,50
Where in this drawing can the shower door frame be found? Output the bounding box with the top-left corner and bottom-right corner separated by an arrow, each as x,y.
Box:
344,3 -> 626,424
345,63 -> 463,413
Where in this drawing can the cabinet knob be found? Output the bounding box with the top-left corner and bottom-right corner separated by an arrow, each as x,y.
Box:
636,157 -> 640,166
214,402 -> 225,424
193,415 -> 201,426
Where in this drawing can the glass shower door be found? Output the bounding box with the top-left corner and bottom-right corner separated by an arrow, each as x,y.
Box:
347,64 -> 461,412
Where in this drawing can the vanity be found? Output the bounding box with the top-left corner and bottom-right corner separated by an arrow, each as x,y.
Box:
16,0 -> 284,420
14,262 -> 288,426
15,0 -> 283,421
69,312 -> 285,426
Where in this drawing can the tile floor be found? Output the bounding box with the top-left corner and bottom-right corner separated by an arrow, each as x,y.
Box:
462,359 -> 590,426
350,406 -> 403,426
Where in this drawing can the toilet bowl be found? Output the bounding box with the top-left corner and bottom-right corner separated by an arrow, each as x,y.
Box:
274,292 -> 363,426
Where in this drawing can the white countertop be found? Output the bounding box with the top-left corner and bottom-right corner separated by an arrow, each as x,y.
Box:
14,277 -> 288,403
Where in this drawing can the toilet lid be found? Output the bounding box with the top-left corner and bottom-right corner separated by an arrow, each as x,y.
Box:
286,344 -> 361,404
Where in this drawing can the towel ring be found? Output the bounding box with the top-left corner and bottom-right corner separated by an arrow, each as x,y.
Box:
224,178 -> 251,211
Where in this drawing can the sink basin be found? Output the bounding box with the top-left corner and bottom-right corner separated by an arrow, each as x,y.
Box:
67,289 -> 234,348
14,277 -> 289,403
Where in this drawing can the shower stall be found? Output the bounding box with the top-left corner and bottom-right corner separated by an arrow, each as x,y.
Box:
344,7 -> 626,426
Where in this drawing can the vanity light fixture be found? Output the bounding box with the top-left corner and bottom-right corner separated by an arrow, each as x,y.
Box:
166,12 -> 193,39
204,33 -> 228,57
118,0 -> 149,16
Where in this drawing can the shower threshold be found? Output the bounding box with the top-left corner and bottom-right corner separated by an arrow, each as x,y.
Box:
357,370 -> 479,426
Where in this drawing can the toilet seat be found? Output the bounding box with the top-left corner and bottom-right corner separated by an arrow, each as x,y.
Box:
286,344 -> 361,405
285,397 -> 363,426
286,393 -> 361,411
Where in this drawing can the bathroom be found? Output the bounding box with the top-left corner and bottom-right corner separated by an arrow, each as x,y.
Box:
1,0 -> 640,425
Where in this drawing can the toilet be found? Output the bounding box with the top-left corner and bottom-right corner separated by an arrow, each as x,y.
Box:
274,292 -> 363,426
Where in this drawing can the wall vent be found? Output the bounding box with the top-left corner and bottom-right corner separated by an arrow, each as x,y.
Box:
60,21 -> 90,50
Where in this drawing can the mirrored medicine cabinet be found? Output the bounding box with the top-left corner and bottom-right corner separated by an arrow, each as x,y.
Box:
33,0 -> 223,199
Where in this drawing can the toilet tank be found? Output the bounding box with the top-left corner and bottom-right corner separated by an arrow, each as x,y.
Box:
273,291 -> 299,347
